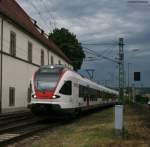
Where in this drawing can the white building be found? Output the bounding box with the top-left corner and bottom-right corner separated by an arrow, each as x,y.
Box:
0,0 -> 72,113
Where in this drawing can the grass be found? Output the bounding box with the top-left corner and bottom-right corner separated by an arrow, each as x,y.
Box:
21,105 -> 150,147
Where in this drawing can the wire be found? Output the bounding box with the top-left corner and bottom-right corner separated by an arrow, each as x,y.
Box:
40,0 -> 56,31
26,0 -> 51,32
83,47 -> 119,64
28,1 -> 45,22
81,42 -> 118,46
102,48 -> 116,57
43,0 -> 57,29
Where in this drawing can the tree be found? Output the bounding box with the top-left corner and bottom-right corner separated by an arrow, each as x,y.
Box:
48,28 -> 85,70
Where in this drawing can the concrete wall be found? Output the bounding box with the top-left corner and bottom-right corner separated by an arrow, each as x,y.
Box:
2,55 -> 38,111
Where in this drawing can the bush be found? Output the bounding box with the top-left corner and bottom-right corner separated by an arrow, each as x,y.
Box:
135,95 -> 149,104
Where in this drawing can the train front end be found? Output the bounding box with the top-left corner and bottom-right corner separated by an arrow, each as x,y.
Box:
30,65 -> 65,113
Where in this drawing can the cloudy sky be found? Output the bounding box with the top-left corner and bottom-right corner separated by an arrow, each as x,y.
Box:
18,0 -> 150,87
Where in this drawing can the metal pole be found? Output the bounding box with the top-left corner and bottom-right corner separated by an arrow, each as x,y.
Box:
127,63 -> 131,103
132,83 -> 135,103
114,38 -> 125,138
118,38 -> 124,104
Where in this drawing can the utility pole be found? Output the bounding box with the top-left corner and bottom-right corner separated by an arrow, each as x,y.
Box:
118,38 -> 124,103
127,63 -> 131,103
114,38 -> 125,138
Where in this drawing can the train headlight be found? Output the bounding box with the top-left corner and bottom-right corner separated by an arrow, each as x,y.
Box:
52,95 -> 60,99
52,95 -> 56,99
32,94 -> 37,98
50,65 -> 54,69
34,95 -> 37,98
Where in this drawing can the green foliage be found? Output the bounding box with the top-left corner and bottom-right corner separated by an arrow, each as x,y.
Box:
49,28 -> 85,70
135,95 -> 149,104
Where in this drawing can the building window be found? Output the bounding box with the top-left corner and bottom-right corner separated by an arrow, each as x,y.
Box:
58,60 -> 61,65
48,51 -> 50,65
51,55 -> 54,65
28,42 -> 32,63
59,81 -> 72,95
10,31 -> 16,56
9,87 -> 15,106
41,49 -> 44,65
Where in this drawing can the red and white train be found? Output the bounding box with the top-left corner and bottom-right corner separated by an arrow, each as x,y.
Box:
29,65 -> 118,115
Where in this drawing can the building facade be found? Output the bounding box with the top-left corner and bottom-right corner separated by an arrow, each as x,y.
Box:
0,0 -> 72,113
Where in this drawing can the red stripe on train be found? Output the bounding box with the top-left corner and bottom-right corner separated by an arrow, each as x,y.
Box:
35,91 -> 54,99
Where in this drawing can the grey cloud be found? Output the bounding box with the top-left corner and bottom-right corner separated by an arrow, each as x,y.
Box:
17,0 -> 150,86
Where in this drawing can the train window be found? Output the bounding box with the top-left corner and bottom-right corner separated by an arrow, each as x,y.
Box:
59,81 -> 72,95
85,87 -> 89,97
35,72 -> 60,91
101,91 -> 104,98
79,85 -> 83,97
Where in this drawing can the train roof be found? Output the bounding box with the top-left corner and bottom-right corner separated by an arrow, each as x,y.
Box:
39,64 -> 66,69
67,70 -> 118,94
37,65 -> 118,94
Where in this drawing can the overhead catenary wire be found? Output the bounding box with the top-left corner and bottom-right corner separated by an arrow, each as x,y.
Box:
71,47 -> 117,63
81,41 -> 117,57
28,0 -> 45,22
83,46 -> 119,64
22,0 -> 57,30
81,42 -> 118,46
26,0 -> 51,33
40,0 -> 57,31
44,0 -> 57,28
83,50 -> 108,62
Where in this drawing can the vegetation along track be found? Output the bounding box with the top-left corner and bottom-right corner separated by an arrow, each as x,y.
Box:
0,110 -> 67,146
0,105 -> 115,146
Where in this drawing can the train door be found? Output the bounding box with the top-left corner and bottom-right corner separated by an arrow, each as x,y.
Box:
59,80 -> 73,105
87,96 -> 90,107
72,78 -> 79,108
85,86 -> 90,107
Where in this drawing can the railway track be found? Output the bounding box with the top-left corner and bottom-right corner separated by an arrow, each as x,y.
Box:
0,104 -> 116,146
0,111 -> 65,146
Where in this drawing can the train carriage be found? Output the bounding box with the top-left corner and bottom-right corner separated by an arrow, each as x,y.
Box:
29,65 -> 118,115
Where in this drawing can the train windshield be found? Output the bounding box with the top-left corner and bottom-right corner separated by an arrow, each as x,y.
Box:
35,67 -> 62,91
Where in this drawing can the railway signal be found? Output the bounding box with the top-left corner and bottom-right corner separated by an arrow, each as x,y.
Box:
134,72 -> 141,81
